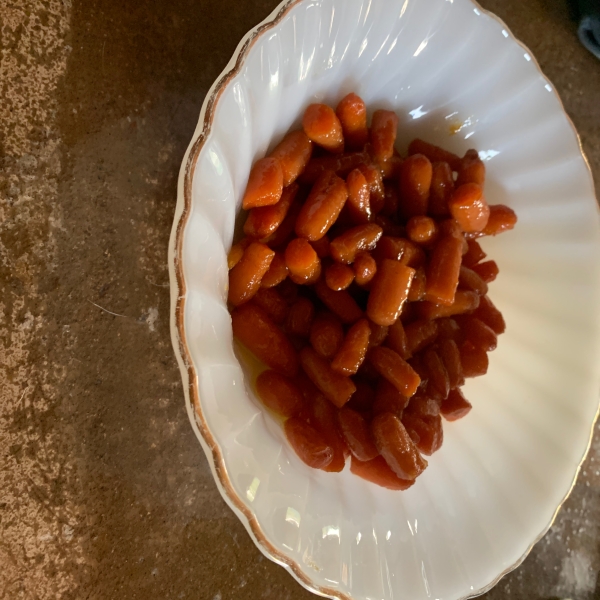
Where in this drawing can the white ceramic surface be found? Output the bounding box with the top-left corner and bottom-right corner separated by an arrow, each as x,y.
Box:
168,0 -> 600,598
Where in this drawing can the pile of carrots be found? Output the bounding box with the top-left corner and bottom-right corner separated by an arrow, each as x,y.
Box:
227,93 -> 516,490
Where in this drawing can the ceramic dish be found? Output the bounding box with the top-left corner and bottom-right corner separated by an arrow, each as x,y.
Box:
168,0 -> 600,598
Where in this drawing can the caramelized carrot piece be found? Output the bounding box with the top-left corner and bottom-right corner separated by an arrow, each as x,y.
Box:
264,198 -> 301,248
378,154 -> 403,180
369,346 -> 421,397
337,407 -> 379,461
419,290 -> 480,320
436,317 -> 461,341
299,346 -> 356,408
459,341 -> 489,378
373,378 -> 409,416
302,103 -> 344,153
231,303 -> 298,377
354,252 -> 377,286
252,287 -> 289,324
367,260 -> 415,326
256,370 -> 304,417
330,223 -> 383,264
457,315 -> 498,351
357,163 -> 385,215
425,231 -> 463,305
243,183 -> 298,239
375,214 -> 405,237
456,149 -> 485,186
480,204 -> 517,236
423,348 -> 450,400
462,239 -> 487,267
228,242 -> 275,306
368,322 -> 388,347
269,130 -> 313,186
472,260 -> 499,283
401,413 -> 443,455
284,417 -> 333,469
314,278 -> 363,324
309,311 -> 344,358
371,412 -> 427,480
308,394 -> 348,472
382,186 -> 400,217
441,388 -> 472,421
473,295 -> 505,334
227,238 -> 251,269
404,393 -> 441,418
438,338 -> 465,389
310,235 -> 331,258
336,93 -> 368,150
345,168 -> 371,224
260,253 -> 289,288
406,216 -> 438,245
371,236 -> 425,268
408,139 -> 461,171
242,157 -> 284,209
350,455 -> 415,490
405,319 -> 438,355
370,109 -> 399,162
459,265 -> 489,296
407,267 -> 427,302
325,262 -> 354,291
286,297 -> 315,337
300,151 -> 369,185
295,171 -> 348,241
448,183 -> 490,233
398,154 -> 433,219
285,238 -> 321,285
331,318 -> 371,376
386,319 -> 410,359
428,161 -> 454,217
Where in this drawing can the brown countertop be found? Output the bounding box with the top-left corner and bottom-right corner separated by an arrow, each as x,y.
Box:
1,0 -> 599,598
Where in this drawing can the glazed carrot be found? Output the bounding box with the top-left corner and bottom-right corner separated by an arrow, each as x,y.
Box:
371,412 -> 427,480
480,204 -> 517,236
375,214 -> 405,237
228,242 -> 275,306
300,151 -> 369,185
405,319 -> 438,355
407,267 -> 426,302
438,338 -> 465,389
398,154 -> 432,219
260,253 -> 288,288
256,370 -> 304,417
269,130 -> 313,186
423,349 -> 450,400
472,295 -> 505,334
345,168 -> 371,224
227,238 -> 251,270
367,259 -> 415,326
373,378 -> 409,416
302,103 -> 344,153
284,417 -> 333,469
457,315 -> 498,352
242,157 -> 284,209
309,311 -> 344,358
406,216 -> 438,245
335,93 -> 368,150
285,238 -> 321,285
371,236 -> 425,268
369,346 -> 421,397
428,161 -> 454,217
353,252 -> 377,286
231,303 -> 298,377
295,171 -> 348,241
286,297 -> 315,337
408,138 -> 461,171
264,198 -> 301,249
448,183 -> 490,233
404,393 -> 441,418
357,163 -> 385,215
458,265 -> 489,296
307,394 -> 348,472
252,287 -> 289,324
401,414 -> 443,456
330,223 -> 383,264
331,318 -> 371,376
456,149 -> 485,186
378,154 -> 403,180
370,109 -> 399,162
337,407 -> 378,461
325,262 -> 354,291
314,278 -> 363,324
382,186 -> 400,217
350,455 -> 415,490
310,235 -> 330,258
459,341 -> 489,378
368,322 -> 388,347
462,239 -> 487,267
472,260 -> 499,283
386,319 -> 410,359
436,317 -> 461,341
299,346 -> 356,408
441,388 -> 472,421
243,183 -> 298,239
425,231 -> 463,305
419,290 -> 480,320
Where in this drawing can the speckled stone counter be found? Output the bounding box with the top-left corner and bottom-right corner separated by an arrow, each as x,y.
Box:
1,0 -> 598,598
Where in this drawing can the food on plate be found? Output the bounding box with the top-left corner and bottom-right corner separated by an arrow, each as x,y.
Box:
228,93 -> 517,489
